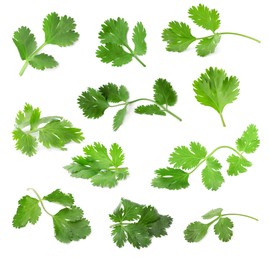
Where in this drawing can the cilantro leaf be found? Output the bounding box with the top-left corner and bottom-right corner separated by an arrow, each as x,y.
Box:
162,22 -> 196,52
13,196 -> 41,228
132,22 -> 147,55
13,26 -> 37,60
196,34 -> 221,57
163,5 -> 260,56
193,67 -> 240,126
135,104 -> 166,116
13,189 -> 91,243
236,124 -> 260,153
78,79 -> 181,131
184,222 -> 209,242
110,199 -> 172,248
153,125 -> 259,191
53,206 -> 91,243
64,143 -> 129,188
169,142 -> 207,170
13,103 -> 84,156
43,189 -> 74,207
227,155 -> 252,176
97,18 -> 147,67
113,107 -> 127,131
202,156 -> 224,191
202,208 -> 223,219
151,168 -> 189,190
78,88 -> 109,119
28,53 -> 58,70
214,217 -> 233,242
188,4 -> 220,32
14,13 -> 79,76
153,78 -> 177,106
43,13 -> 79,46
184,208 -> 257,243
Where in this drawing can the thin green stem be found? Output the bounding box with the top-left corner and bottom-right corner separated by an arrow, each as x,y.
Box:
27,188 -> 54,217
109,98 -> 182,121
124,44 -> 146,67
19,42 -> 47,76
222,213 -> 258,221
196,32 -> 261,43
188,145 -> 244,174
219,113 -> 226,127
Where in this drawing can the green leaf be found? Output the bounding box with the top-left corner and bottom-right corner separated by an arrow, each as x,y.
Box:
12,128 -> 38,156
15,103 -> 35,127
96,43 -> 133,66
29,53 -> 58,70
29,107 -> 41,130
152,168 -> 189,190
78,88 -> 109,119
202,156 -> 224,191
202,208 -> 223,219
111,225 -> 127,248
236,124 -> 260,154
135,104 -> 166,116
169,142 -> 207,170
65,143 -> 129,188
196,34 -> 221,57
214,217 -> 233,242
188,4 -> 220,32
99,18 -> 129,45
184,221 -> 209,242
227,155 -> 252,176
153,78 -> 177,106
113,107 -> 127,131
43,12 -> 79,46
13,26 -> 37,60
43,189 -> 74,207
13,196 -> 41,228
99,83 -> 129,103
110,143 -> 125,167
53,206 -> 91,243
38,120 -> 84,149
132,22 -> 147,55
193,67 -> 240,119
110,199 -> 172,248
162,22 -> 196,52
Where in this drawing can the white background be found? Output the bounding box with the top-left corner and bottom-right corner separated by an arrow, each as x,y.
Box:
0,0 -> 268,259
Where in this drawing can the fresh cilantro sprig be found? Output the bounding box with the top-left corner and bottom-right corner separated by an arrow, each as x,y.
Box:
13,103 -> 84,156
152,124 -> 259,191
13,12 -> 79,76
109,198 -> 172,248
13,188 -> 91,243
184,208 -> 258,243
78,78 -> 181,131
193,67 -> 240,127
96,18 -> 147,67
162,4 -> 260,57
64,143 -> 129,188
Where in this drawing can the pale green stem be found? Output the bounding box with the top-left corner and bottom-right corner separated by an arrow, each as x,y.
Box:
222,213 -> 258,221
219,113 -> 226,127
19,42 -> 47,76
188,145 -> 244,174
109,98 -> 182,121
196,32 -> 261,43
27,188 -> 53,217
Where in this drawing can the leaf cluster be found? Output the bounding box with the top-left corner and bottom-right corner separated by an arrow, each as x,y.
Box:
13,12 -> 79,75
13,103 -> 84,156
13,189 -> 91,243
110,198 -> 172,248
78,78 -> 180,131
64,143 -> 129,188
96,18 -> 147,67
152,124 -> 259,191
